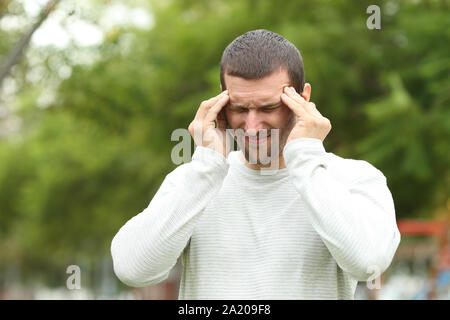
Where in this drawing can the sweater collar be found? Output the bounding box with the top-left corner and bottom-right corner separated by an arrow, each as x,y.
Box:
227,150 -> 289,182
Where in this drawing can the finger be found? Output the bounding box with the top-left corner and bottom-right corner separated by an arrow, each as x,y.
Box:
195,90 -> 227,120
286,88 -> 324,119
281,93 -> 308,118
195,90 -> 228,120
308,102 -> 323,118
205,93 -> 229,123
284,87 -> 315,115
284,87 -> 309,106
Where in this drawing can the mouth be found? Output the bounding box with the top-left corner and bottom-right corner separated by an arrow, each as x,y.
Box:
246,134 -> 271,146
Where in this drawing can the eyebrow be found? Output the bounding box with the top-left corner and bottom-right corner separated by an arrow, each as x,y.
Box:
228,101 -> 282,109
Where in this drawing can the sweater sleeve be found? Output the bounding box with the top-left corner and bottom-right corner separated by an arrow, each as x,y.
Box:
283,138 -> 401,281
111,146 -> 229,287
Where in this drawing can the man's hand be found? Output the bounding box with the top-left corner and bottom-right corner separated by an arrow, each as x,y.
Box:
281,86 -> 332,144
188,90 -> 232,157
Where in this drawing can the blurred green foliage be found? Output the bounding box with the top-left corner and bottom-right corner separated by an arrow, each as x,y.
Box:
0,0 -> 449,290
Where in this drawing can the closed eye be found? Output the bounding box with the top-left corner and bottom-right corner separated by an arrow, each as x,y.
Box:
260,105 -> 281,112
228,105 -> 248,113
227,102 -> 283,113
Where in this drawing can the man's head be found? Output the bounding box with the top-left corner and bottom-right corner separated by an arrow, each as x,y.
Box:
219,29 -> 310,168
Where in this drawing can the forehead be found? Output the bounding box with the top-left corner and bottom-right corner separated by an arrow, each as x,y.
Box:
225,69 -> 290,105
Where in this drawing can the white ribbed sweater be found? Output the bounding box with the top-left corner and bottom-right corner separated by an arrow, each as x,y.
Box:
111,138 -> 401,299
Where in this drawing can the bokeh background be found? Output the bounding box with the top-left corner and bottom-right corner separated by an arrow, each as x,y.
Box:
0,0 -> 449,300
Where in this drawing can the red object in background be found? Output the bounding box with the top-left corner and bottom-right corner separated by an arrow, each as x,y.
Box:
395,219 -> 449,299
397,220 -> 447,236
397,219 -> 449,268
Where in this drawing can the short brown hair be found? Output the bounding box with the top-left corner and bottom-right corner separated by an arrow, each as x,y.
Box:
220,29 -> 305,93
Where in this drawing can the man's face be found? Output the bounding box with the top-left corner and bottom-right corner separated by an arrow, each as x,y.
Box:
223,68 -> 296,167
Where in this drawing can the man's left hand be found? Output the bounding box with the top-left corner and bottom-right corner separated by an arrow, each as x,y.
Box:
281,86 -> 332,144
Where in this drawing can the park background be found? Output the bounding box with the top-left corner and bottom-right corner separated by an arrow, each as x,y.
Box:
0,0 -> 448,299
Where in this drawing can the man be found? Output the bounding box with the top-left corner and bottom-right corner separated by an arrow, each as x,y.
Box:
111,29 -> 401,299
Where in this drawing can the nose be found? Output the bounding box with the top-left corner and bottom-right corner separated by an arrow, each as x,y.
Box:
245,109 -> 264,136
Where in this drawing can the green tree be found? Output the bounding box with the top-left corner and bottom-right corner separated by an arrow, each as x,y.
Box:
0,0 -> 448,292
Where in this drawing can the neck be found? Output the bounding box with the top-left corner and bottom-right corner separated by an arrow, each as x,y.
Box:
237,151 -> 286,171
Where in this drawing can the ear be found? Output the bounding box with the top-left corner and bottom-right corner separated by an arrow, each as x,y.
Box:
301,83 -> 311,102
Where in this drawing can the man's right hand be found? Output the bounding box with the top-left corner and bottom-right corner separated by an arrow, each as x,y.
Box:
188,90 -> 232,157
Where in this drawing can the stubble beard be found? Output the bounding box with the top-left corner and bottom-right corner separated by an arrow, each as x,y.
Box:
238,112 -> 296,168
